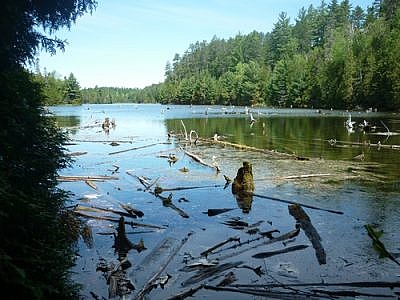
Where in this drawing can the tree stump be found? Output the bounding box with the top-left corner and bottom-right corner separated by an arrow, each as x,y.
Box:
232,162 -> 255,213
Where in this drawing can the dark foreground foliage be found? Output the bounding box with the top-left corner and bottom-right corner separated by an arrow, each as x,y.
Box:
0,68 -> 80,299
1,0 -> 97,298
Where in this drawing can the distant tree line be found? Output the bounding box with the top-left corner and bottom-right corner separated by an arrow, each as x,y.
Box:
38,0 -> 400,111
149,0 -> 400,111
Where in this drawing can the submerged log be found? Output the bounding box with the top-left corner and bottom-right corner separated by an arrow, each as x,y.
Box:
288,204 -> 326,265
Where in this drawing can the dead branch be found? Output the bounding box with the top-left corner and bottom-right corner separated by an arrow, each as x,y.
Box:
250,192 -> 343,215
200,236 -> 240,257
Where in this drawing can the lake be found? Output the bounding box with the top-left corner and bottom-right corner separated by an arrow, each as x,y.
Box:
51,103 -> 400,299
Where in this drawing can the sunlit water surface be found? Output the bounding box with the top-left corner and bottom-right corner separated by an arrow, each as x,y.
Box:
51,104 -> 400,299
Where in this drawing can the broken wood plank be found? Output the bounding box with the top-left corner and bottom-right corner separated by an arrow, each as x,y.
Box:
289,204 -> 326,265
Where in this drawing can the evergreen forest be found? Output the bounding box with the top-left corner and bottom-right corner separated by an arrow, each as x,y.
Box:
38,0 -> 400,111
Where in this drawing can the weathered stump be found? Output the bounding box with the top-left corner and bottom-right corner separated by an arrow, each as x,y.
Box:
232,162 -> 255,213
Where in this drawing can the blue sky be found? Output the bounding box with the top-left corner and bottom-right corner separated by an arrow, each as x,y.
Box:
35,0 -> 371,89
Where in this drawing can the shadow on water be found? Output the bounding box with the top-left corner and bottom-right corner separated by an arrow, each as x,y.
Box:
50,104 -> 400,299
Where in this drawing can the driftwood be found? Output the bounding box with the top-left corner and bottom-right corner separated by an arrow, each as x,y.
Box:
85,180 -> 97,190
58,175 -> 119,181
75,204 -> 137,219
252,244 -> 309,259
154,184 -> 224,195
217,227 -> 300,261
250,192 -> 344,215
67,151 -> 88,156
181,148 -> 220,172
108,142 -> 170,155
200,236 -> 240,257
157,193 -> 189,218
289,204 -> 326,265
72,210 -> 165,230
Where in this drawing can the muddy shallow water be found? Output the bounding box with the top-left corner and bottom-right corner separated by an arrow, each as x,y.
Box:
52,104 -> 400,299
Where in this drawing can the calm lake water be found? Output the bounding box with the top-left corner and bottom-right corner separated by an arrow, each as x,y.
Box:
51,104 -> 400,299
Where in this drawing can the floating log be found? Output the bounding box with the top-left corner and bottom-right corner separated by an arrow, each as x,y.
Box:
157,193 -> 189,218
289,204 -> 326,265
67,151 -> 88,156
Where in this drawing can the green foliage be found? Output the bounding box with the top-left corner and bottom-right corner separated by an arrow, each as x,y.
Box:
1,0 -> 97,298
131,0 -> 399,111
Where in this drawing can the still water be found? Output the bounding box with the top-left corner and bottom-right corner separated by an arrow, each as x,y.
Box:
51,104 -> 400,299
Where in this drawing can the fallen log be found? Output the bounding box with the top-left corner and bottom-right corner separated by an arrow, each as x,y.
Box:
85,180 -> 97,190
289,204 -> 326,265
154,184 -> 224,195
249,192 -> 344,215
197,137 -> 297,159
181,148 -> 220,172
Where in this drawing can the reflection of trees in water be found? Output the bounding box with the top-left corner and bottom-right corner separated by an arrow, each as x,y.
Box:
51,116 -> 81,134
165,115 -> 400,166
